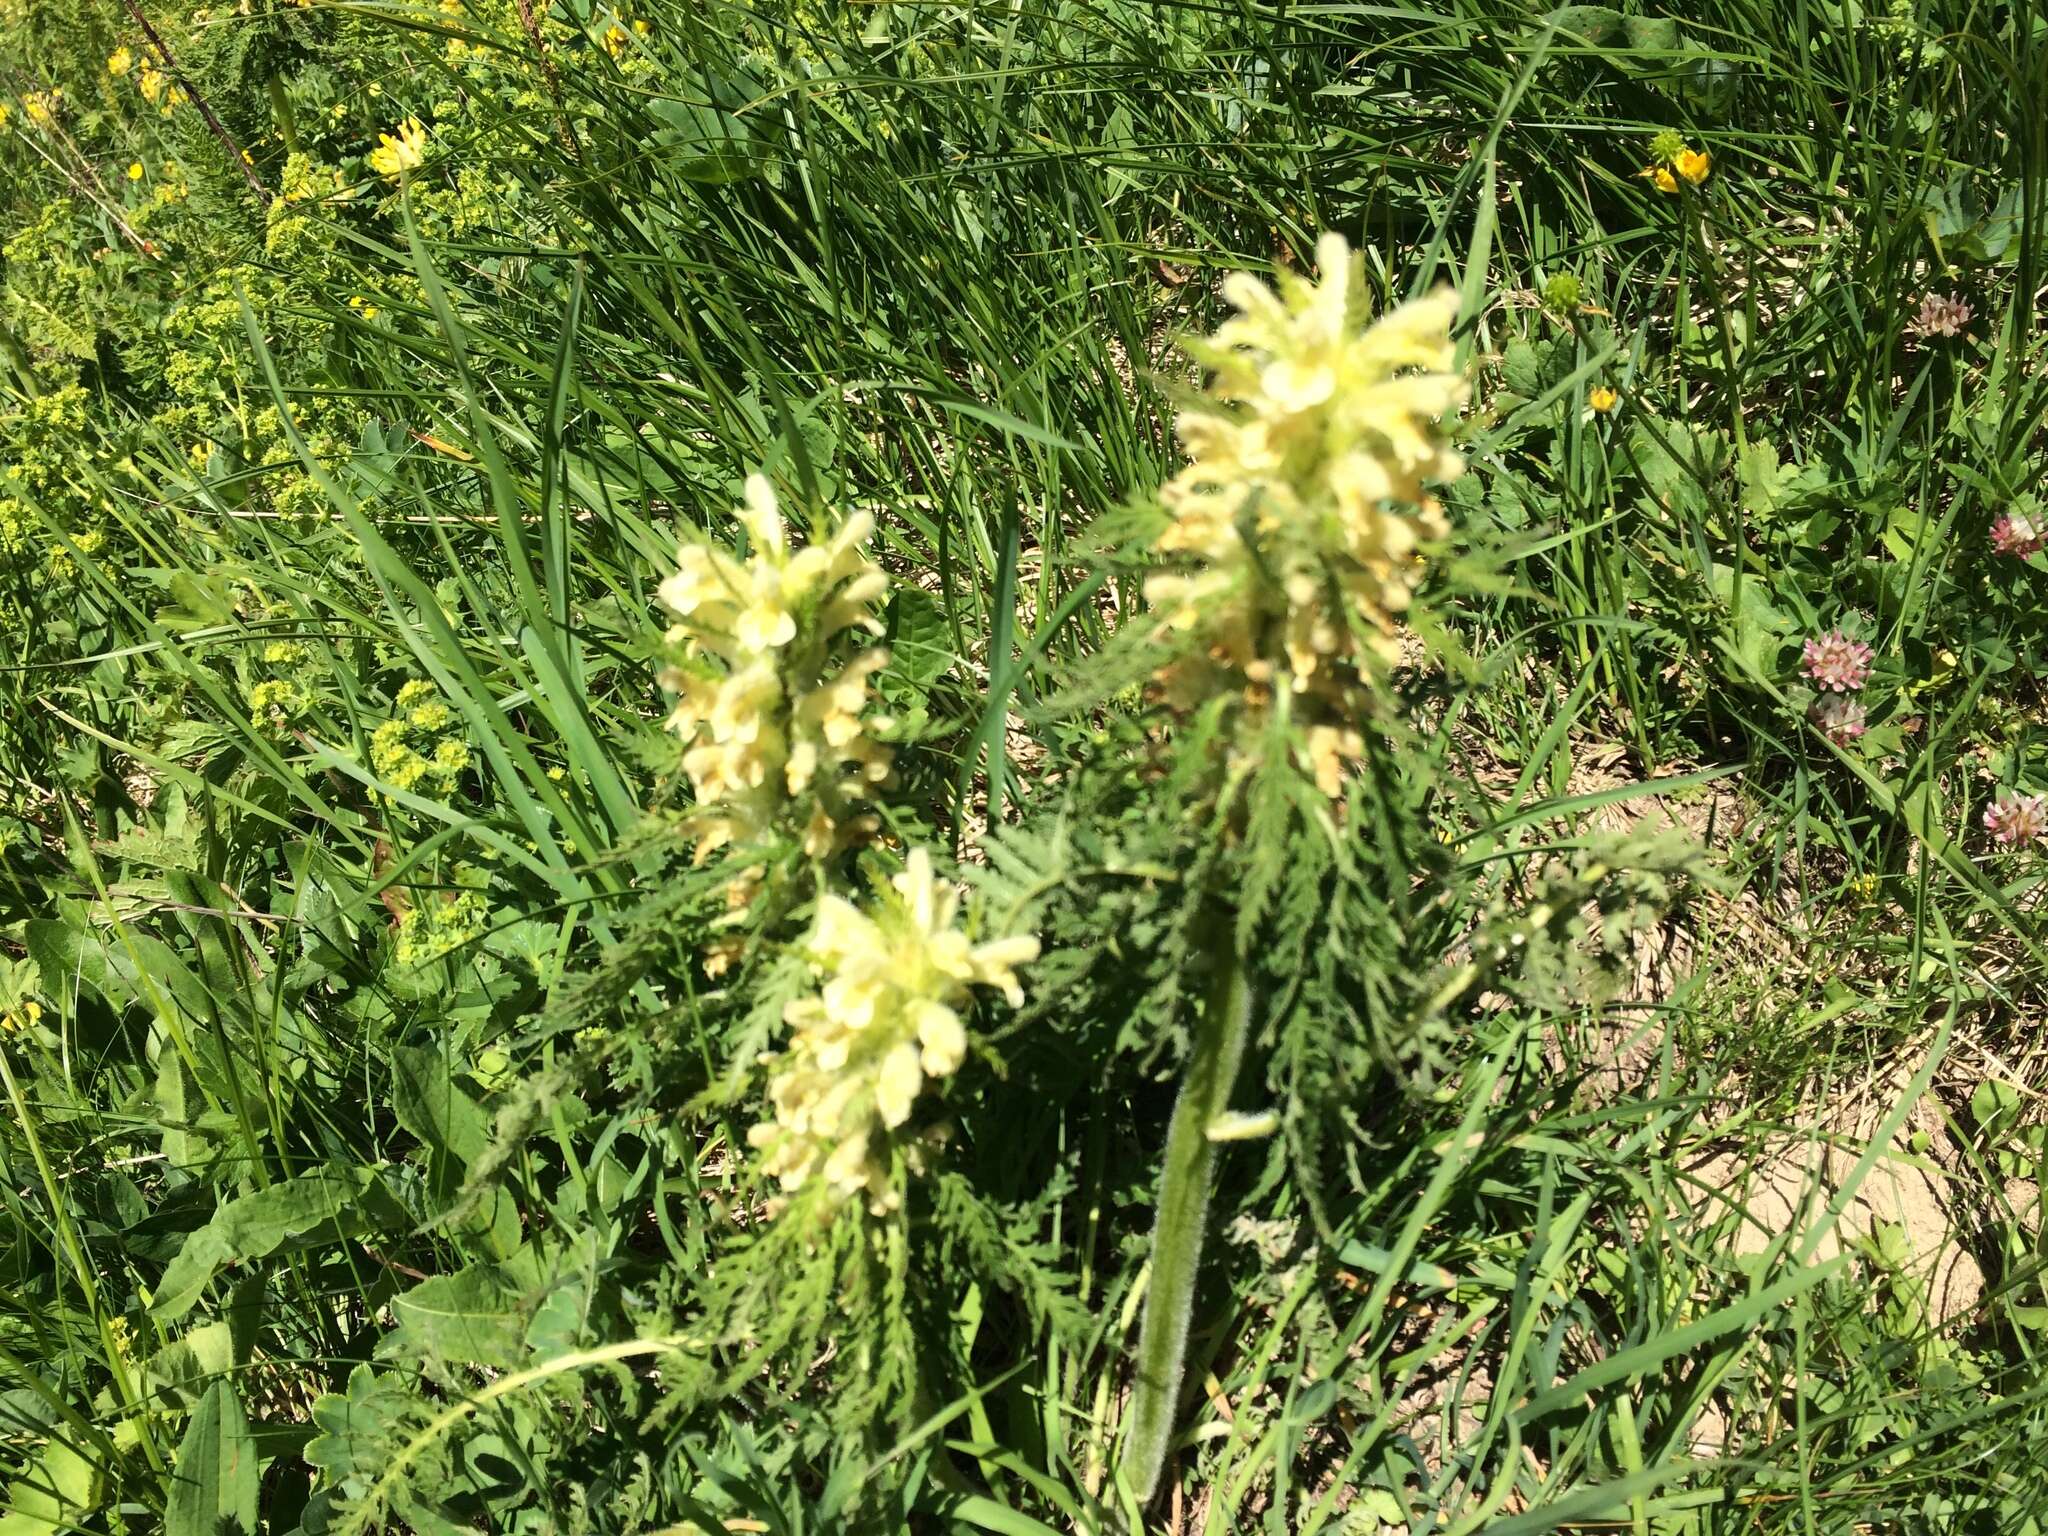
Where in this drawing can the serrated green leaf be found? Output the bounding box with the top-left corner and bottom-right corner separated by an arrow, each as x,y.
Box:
390,1265 -> 530,1369
0,1436 -> 100,1536
305,1365 -> 420,1486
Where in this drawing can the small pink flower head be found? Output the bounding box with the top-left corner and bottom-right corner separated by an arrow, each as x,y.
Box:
1802,629 -> 1874,692
1985,792 -> 2048,847
1907,293 -> 1972,340
1990,509 -> 2046,558
1811,695 -> 1867,746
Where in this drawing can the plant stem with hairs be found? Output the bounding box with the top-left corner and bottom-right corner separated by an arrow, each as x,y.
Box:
1122,916 -> 1254,1503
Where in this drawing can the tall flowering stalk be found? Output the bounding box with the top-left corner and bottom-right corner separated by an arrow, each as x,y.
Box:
748,849 -> 1039,1215
1145,231 -> 1465,796
1126,234 -> 1465,1502
657,474 -> 894,882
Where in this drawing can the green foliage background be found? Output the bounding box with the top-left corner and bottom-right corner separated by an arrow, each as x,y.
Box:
2,0 -> 2048,1532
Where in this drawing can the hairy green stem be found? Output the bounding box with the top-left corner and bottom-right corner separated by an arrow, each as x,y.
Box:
1123,926 -> 1254,1504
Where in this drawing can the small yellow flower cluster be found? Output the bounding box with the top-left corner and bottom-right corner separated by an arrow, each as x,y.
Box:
1144,232 -> 1465,794
748,849 -> 1039,1213
22,89 -> 60,129
44,527 -> 101,580
1642,133 -> 1711,194
249,678 -> 305,736
394,879 -> 489,966
369,118 -> 428,179
0,999 -> 41,1036
659,474 -> 894,867
107,47 -> 134,76
136,65 -> 187,115
441,0 -> 476,60
598,13 -> 651,58
369,680 -> 471,795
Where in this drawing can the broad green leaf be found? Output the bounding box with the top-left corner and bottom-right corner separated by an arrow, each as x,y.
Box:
391,1265 -> 530,1369
152,1166 -> 377,1321
1705,563 -> 1793,679
1500,337 -> 1561,398
156,1050 -> 208,1173
146,1321 -> 237,1411
305,1365 -> 419,1485
390,1046 -> 521,1258
0,1437 -> 99,1535
391,1045 -> 492,1165
165,1382 -> 258,1536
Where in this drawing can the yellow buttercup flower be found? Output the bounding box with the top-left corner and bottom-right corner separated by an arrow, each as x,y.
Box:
368,117 -> 428,178
127,161 -> 144,181
1588,386 -> 1617,413
748,848 -> 1039,1214
107,46 -> 134,75
1643,134 -> 1709,194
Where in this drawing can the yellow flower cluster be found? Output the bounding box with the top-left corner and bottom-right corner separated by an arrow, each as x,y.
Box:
369,680 -> 471,795
1642,133 -> 1711,194
1144,232 -> 1465,793
598,15 -> 650,58
659,474 -> 893,866
249,678 -> 305,736
369,118 -> 428,179
22,89 -> 60,128
136,65 -> 187,115
394,879 -> 489,967
748,848 -> 1039,1213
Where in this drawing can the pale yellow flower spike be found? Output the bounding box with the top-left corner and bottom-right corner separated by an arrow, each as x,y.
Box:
658,475 -> 894,866
748,849 -> 1040,1215
1145,231 -> 1465,794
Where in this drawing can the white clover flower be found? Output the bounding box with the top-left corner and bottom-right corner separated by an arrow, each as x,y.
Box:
747,849 -> 1039,1214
